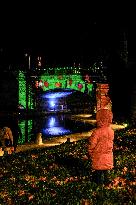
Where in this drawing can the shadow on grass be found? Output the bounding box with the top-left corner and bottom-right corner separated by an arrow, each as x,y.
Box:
54,153 -> 91,177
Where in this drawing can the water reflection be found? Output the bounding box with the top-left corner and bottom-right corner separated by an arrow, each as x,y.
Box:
42,115 -> 72,136
18,114 -> 94,145
42,126 -> 72,136
18,120 -> 33,144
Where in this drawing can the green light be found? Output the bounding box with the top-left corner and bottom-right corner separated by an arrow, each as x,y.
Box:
18,121 -> 25,144
18,71 -> 34,109
28,120 -> 33,142
40,71 -> 93,94
18,68 -> 94,110
18,120 -> 33,144
18,71 -> 26,108
28,84 -> 34,109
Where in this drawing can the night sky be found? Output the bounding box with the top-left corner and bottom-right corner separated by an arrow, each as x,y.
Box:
0,3 -> 135,118
0,3 -> 134,67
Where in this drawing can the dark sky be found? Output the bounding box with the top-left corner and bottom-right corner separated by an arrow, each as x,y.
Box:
0,3 -> 134,66
0,3 -> 135,118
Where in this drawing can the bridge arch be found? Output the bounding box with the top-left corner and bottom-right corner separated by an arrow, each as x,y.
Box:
36,88 -> 94,113
17,68 -> 94,110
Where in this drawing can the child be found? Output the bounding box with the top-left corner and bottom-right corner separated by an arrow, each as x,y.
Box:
88,109 -> 114,186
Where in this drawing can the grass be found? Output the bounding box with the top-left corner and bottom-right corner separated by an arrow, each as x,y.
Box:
0,127 -> 135,205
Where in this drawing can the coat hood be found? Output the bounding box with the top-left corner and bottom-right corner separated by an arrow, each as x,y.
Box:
96,109 -> 113,127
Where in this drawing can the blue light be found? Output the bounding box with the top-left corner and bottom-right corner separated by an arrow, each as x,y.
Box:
48,99 -> 58,111
42,126 -> 72,136
42,115 -> 72,136
48,116 -> 56,127
49,100 -> 56,107
43,91 -> 73,99
45,115 -> 59,127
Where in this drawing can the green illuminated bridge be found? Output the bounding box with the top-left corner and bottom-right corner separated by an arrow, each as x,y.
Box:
17,66 -> 95,110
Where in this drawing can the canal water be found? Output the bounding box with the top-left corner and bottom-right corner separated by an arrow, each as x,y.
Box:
17,114 -> 95,145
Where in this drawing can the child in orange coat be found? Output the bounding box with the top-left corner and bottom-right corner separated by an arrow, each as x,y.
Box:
88,109 -> 114,185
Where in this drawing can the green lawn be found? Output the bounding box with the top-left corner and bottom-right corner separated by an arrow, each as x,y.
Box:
0,128 -> 135,205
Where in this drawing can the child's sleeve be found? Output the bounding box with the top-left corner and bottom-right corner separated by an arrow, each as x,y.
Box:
88,130 -> 99,157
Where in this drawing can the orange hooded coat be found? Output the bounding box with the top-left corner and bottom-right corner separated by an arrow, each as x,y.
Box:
88,109 -> 114,170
